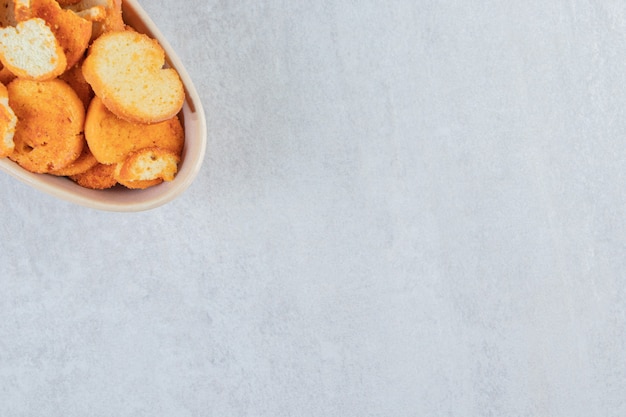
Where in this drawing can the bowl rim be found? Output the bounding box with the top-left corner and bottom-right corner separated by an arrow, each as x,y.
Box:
0,0 -> 207,212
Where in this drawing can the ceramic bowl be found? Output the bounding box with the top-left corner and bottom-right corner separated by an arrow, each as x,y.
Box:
0,0 -> 207,212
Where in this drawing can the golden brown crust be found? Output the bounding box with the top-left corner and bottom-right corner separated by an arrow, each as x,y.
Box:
69,161 -> 116,189
57,0 -> 83,5
23,0 -> 92,70
84,95 -> 184,164
114,174 -> 163,189
64,0 -> 124,39
0,82 -> 16,158
92,0 -> 123,38
59,58 -> 93,109
112,146 -> 179,190
82,30 -> 184,123
48,139 -> 98,176
7,78 -> 85,173
0,0 -> 17,27
115,147 -> 180,182
0,18 -> 67,81
0,65 -> 16,85
0,105 -> 15,158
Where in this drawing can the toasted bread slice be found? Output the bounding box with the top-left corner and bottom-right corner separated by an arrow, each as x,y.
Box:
0,0 -> 18,27
17,0 -> 92,70
72,5 -> 105,22
115,147 -> 180,182
48,140 -> 98,176
82,30 -> 184,123
0,82 -> 16,158
59,58 -> 93,109
113,160 -> 163,189
7,78 -> 84,173
0,18 -> 66,80
84,95 -> 184,164
64,0 -> 123,39
70,161 -> 116,189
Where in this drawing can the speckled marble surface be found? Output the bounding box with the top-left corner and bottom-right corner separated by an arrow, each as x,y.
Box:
1,1 -> 625,415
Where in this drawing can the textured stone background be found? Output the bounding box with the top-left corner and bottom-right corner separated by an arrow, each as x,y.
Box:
1,0 -> 625,415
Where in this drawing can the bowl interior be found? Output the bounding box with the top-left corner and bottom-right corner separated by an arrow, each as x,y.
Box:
0,0 -> 207,212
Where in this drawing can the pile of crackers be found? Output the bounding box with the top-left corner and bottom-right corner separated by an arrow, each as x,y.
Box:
0,0 -> 185,190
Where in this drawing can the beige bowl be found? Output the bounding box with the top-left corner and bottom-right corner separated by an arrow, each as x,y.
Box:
0,0 -> 207,212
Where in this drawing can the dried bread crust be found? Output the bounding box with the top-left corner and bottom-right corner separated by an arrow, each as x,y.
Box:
64,0 -> 124,39
7,78 -> 84,173
82,30 -> 184,123
0,0 -> 18,27
59,57 -> 94,109
57,0 -> 82,5
0,82 -> 17,158
84,95 -> 184,164
0,18 -> 67,81
69,161 -> 117,189
113,161 -> 163,189
48,143 -> 98,176
115,147 -> 180,182
18,0 -> 92,70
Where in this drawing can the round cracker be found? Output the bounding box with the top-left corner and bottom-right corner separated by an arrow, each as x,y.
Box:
70,162 -> 117,189
85,96 -> 184,164
26,0 -> 92,70
7,78 -> 84,173
48,139 -> 98,176
82,30 -> 184,123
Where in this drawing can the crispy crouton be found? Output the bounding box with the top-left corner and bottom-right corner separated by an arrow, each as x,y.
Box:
0,82 -> 16,158
82,30 -> 184,123
48,140 -> 98,176
7,78 -> 84,173
0,18 -> 67,80
84,95 -> 184,164
18,0 -> 92,69
113,161 -> 162,189
115,147 -> 180,182
70,161 -> 116,189
64,0 -> 123,39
